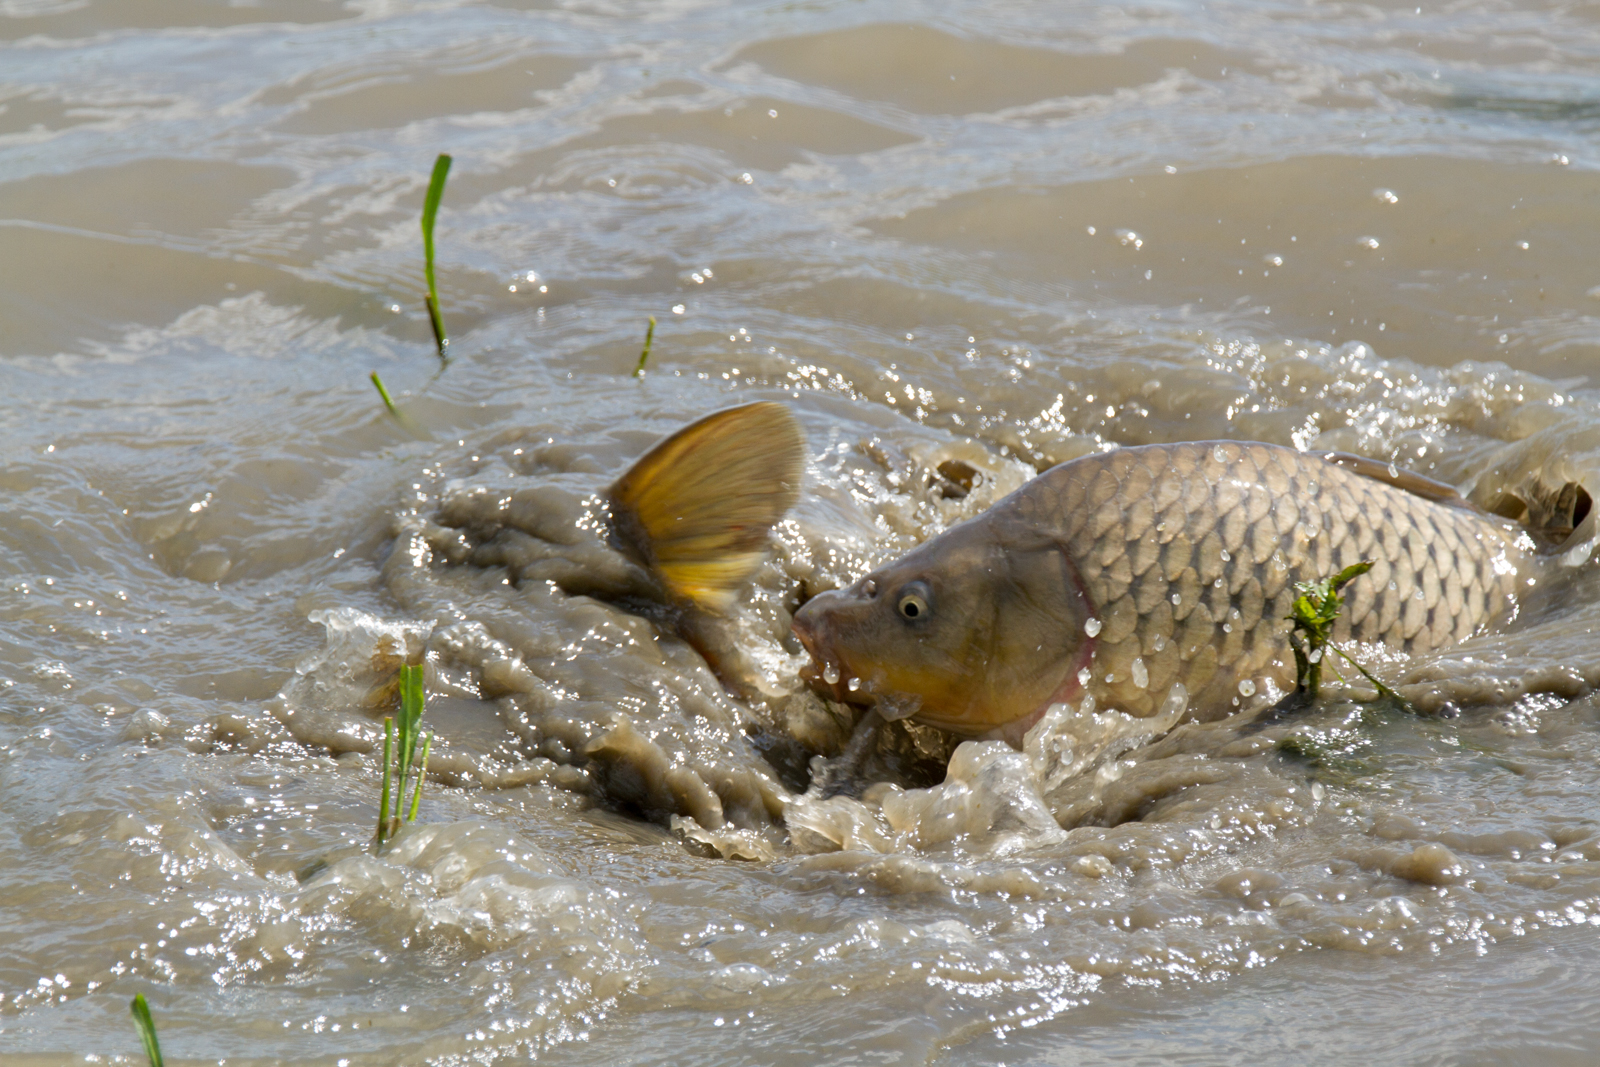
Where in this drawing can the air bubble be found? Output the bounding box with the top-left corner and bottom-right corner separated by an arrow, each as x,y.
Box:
1152,634 -> 1168,652
1309,648 -> 1323,663
822,663 -> 840,685
1078,667 -> 1092,687
847,677 -> 861,692
1220,549 -> 1231,562
1084,617 -> 1103,638
1171,593 -> 1182,605
1213,445 -> 1229,463
1238,679 -> 1257,697
1131,658 -> 1149,689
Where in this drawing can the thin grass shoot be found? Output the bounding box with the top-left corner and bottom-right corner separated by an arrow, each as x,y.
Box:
375,662 -> 433,850
421,153 -> 453,360
633,315 -> 656,377
129,994 -> 164,1067
370,371 -> 399,416
1280,559 -> 1409,711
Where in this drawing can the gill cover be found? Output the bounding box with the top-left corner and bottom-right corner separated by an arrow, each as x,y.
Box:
607,402 -> 804,613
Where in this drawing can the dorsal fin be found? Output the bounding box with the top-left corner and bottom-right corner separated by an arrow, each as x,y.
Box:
1321,451 -> 1468,507
607,402 -> 805,613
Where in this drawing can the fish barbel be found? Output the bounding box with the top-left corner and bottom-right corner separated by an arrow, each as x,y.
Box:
793,440 -> 1536,741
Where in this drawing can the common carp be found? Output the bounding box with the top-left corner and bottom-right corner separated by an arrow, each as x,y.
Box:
607,404 -> 1540,767
792,439 -> 1537,745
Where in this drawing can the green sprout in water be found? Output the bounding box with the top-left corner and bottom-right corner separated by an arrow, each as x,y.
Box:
129,994 -> 164,1067
421,153 -> 453,361
370,370 -> 398,416
632,315 -> 656,377
1282,559 -> 1408,710
375,661 -> 433,850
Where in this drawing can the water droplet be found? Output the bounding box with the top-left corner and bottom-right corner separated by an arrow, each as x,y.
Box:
1105,673 -> 1116,684
1160,682 -> 1189,718
847,677 -> 861,692
1373,188 -> 1399,204
1115,228 -> 1143,249
1213,577 -> 1224,588
1171,593 -> 1182,606
822,663 -> 840,685
1213,445 -> 1228,463
1309,648 -> 1323,663
1078,667 -> 1092,687
1238,679 -> 1257,697
1153,634 -> 1168,652
1223,623 -> 1233,633
1357,236 -> 1380,249
1084,617 -> 1103,638
1131,658 -> 1149,688
1219,549 -> 1231,562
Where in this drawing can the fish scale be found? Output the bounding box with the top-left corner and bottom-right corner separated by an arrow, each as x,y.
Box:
1054,441 -> 1528,719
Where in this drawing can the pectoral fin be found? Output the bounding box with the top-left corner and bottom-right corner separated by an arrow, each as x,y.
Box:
607,401 -> 805,613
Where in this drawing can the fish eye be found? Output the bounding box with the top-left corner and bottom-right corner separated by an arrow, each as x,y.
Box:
896,582 -> 931,621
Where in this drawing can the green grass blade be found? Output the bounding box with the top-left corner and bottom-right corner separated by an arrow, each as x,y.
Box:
392,663 -> 427,826
376,715 -> 395,849
632,315 -> 656,377
398,662 -> 424,772
408,731 -> 433,822
370,371 -> 398,417
421,153 -> 453,359
129,994 -> 164,1067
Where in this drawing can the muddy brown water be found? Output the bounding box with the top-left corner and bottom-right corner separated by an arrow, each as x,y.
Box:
5,1 -> 1600,1064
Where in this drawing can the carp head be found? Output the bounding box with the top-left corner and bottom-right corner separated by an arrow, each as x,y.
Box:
792,514 -> 1095,740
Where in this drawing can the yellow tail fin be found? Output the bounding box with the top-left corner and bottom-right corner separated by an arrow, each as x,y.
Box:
608,402 -> 805,613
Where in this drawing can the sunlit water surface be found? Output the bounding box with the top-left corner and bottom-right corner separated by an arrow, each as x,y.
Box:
5,0 -> 1600,1063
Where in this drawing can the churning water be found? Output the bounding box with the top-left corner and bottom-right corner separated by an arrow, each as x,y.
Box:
5,0 -> 1600,1063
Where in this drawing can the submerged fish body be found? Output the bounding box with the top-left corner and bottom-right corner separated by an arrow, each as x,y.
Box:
794,440 -> 1535,739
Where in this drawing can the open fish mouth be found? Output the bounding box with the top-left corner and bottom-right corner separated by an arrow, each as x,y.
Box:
791,608 -> 857,703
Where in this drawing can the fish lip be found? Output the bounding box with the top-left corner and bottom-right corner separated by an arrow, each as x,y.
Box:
791,599 -> 852,702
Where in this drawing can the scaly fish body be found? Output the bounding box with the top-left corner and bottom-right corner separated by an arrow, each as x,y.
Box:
794,440 -> 1534,738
